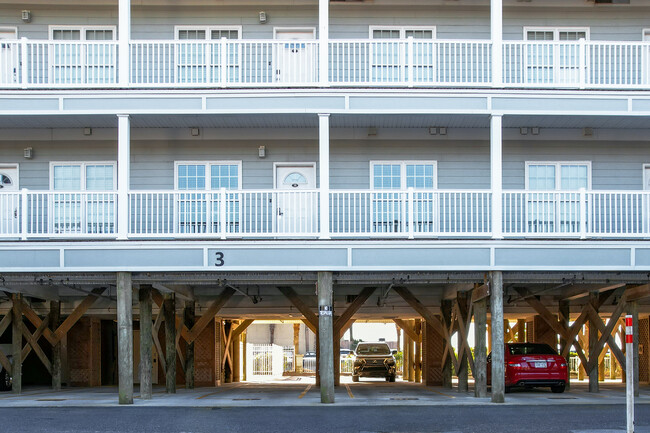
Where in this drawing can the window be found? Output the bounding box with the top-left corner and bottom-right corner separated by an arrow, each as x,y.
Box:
175,161 -> 242,234
525,161 -> 590,233
370,161 -> 437,233
49,26 -> 116,84
524,27 -> 589,84
174,26 -> 242,84
369,26 -> 436,83
50,162 -> 116,234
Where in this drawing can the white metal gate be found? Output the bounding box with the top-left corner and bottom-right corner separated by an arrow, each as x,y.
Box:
251,344 -> 273,376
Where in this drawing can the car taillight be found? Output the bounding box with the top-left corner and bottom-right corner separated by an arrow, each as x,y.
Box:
507,362 -> 522,368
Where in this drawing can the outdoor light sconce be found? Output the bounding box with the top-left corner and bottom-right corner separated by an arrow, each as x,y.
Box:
520,127 -> 529,135
22,10 -> 31,23
190,128 -> 200,136
258,145 -> 266,158
23,147 -> 33,159
259,11 -> 267,24
83,127 -> 92,136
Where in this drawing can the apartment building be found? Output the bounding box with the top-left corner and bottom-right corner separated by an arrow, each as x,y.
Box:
0,0 -> 648,403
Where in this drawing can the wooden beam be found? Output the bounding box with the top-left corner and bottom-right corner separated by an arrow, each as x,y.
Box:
393,318 -> 420,343
277,287 -> 319,331
333,287 -> 376,333
0,313 -> 12,339
153,284 -> 195,302
556,283 -> 626,301
339,318 -> 355,339
301,318 -> 317,335
21,322 -> 51,374
21,312 -> 50,362
53,287 -> 106,343
231,319 -> 254,341
186,287 -> 235,343
392,286 -> 444,338
471,284 -> 489,303
626,284 -> 650,302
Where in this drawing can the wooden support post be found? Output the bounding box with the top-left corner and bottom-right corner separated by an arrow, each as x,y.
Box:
12,294 -> 22,394
404,331 -> 412,382
414,319 -> 422,383
232,322 -> 241,383
517,319 -> 526,343
293,323 -> 300,372
457,292 -> 469,393
184,300 -> 195,389
559,300 -> 570,391
318,271 -> 334,404
164,293 -> 176,394
474,297 -> 488,398
50,300 -> 62,391
117,272 -> 133,404
441,299 -> 453,388
333,322 -> 340,387
588,292 -> 599,393
242,331 -> 248,382
139,286 -> 153,400
626,300 -> 639,397
490,271 -> 505,403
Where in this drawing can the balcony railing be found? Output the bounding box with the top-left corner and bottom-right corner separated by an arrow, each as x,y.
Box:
2,188 -> 650,240
2,38 -> 650,89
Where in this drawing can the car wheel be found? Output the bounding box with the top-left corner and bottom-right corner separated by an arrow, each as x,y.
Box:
352,375 -> 359,383
551,384 -> 565,394
389,375 -> 396,383
0,370 -> 11,392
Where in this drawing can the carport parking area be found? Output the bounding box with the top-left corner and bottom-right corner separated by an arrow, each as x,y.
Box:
1,380 -> 649,408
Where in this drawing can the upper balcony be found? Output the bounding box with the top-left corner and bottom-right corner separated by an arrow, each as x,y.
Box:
1,38 -> 650,90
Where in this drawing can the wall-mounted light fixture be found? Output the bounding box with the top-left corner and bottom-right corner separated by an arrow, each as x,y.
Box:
258,145 -> 266,158
259,11 -> 267,24
190,127 -> 200,136
23,147 -> 33,159
531,127 -> 540,135
83,127 -> 92,136
439,127 -> 447,136
367,127 -> 377,137
520,127 -> 529,135
428,127 -> 438,135
583,127 -> 594,137
21,10 -> 31,23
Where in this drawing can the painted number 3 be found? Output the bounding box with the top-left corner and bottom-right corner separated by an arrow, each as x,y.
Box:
214,252 -> 225,266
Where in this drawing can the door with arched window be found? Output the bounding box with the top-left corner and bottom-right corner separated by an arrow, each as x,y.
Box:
274,164 -> 317,234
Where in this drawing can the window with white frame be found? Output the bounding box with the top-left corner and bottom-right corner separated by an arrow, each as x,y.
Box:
49,26 -> 116,84
370,161 -> 437,233
50,162 -> 116,234
175,26 -> 242,84
525,161 -> 591,233
175,161 -> 242,234
524,27 -> 589,84
369,26 -> 436,83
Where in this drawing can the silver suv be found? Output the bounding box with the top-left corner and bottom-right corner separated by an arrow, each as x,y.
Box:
352,342 -> 396,383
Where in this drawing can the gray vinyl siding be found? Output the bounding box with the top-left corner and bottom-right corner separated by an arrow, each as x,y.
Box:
1,4 -> 649,41
1,137 -> 647,191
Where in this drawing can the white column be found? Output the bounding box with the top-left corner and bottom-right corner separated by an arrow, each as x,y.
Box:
117,114 -> 130,240
491,0 -> 503,87
118,0 -> 131,86
318,0 -> 329,86
319,114 -> 330,239
491,115 -> 503,239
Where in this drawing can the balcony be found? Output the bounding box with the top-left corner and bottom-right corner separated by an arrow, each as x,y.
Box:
2,189 -> 650,240
1,38 -> 649,89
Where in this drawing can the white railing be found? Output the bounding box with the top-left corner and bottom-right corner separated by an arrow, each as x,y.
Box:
251,344 -> 273,376
3,189 -> 650,240
130,39 -> 319,86
0,39 -> 118,87
129,189 -> 319,238
329,189 -> 492,238
329,39 -> 491,86
503,40 -> 650,89
503,190 -> 650,237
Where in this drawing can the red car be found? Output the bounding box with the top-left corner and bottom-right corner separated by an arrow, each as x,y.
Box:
487,343 -> 568,393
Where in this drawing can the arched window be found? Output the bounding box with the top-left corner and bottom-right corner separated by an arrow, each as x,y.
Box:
283,172 -> 308,187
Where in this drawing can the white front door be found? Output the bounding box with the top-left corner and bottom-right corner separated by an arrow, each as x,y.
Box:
0,29 -> 18,84
275,164 -> 317,234
274,29 -> 316,84
644,165 -> 650,233
0,165 -> 19,235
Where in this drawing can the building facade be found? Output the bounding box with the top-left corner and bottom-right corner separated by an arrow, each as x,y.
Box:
0,0 -> 649,403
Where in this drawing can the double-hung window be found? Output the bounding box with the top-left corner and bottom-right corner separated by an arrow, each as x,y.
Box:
369,26 -> 436,83
524,27 -> 589,85
49,26 -> 116,84
175,26 -> 241,84
50,162 -> 116,234
525,162 -> 590,234
175,161 -> 241,234
370,161 -> 437,233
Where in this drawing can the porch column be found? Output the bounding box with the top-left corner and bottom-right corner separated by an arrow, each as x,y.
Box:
118,0 -> 131,86
490,271 -> 505,403
490,115 -> 503,239
139,285 -> 153,400
318,271 -> 334,403
50,301 -> 62,391
319,114 -> 330,239
164,293 -> 176,393
117,114 -> 130,240
474,296 -> 488,398
491,0 -> 502,86
117,272 -> 133,404
11,294 -> 22,394
318,0 -> 329,86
